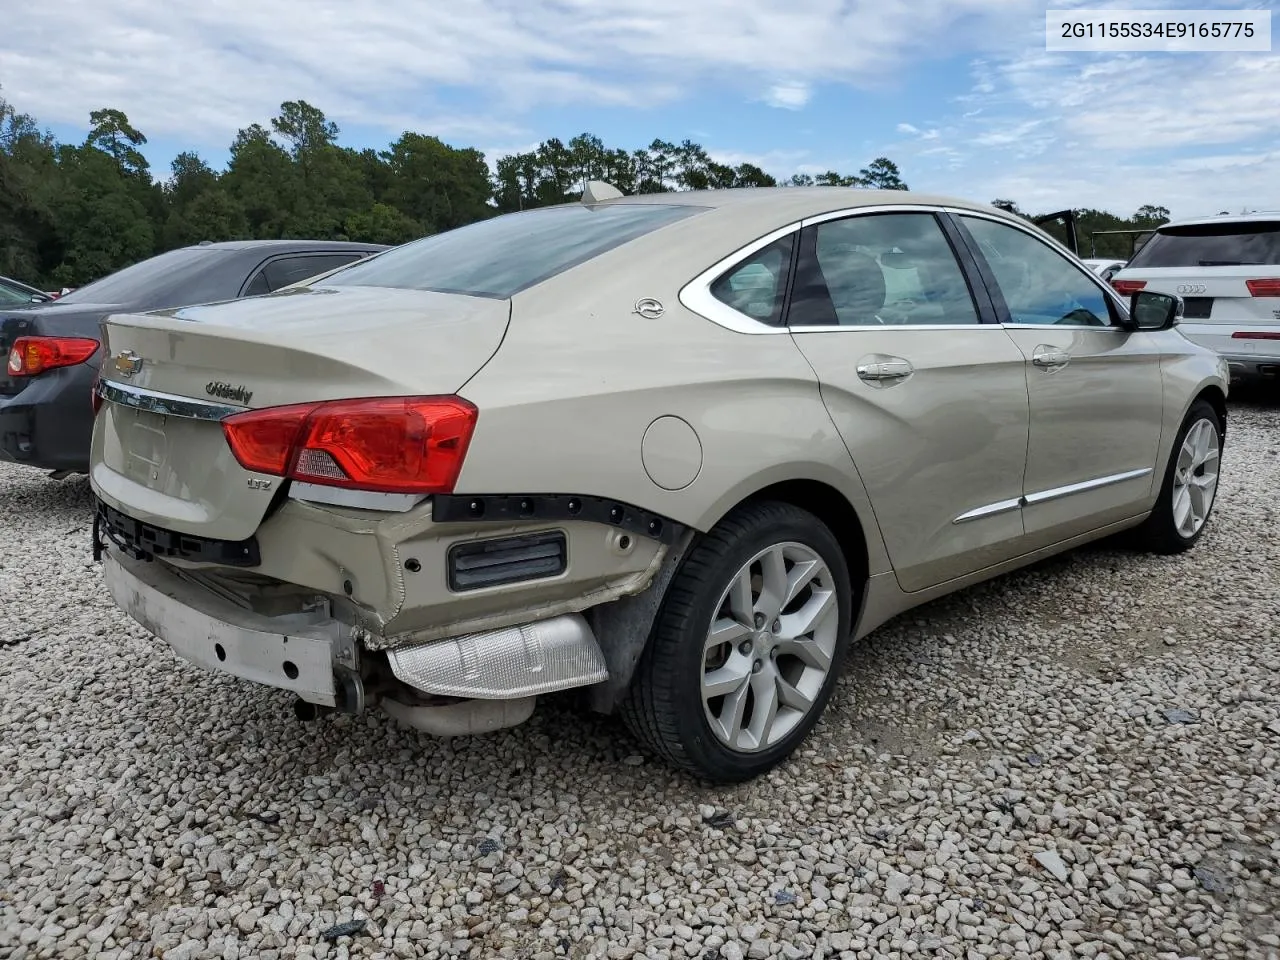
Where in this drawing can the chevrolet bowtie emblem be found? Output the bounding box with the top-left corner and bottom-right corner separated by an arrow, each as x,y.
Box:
112,350 -> 144,378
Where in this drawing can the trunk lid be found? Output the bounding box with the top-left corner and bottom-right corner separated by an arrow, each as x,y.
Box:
91,286 -> 509,543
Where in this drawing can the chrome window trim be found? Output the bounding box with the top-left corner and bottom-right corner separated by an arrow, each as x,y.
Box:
98,379 -> 244,421
678,221 -> 802,334
953,467 -> 1154,524
789,323 -> 1002,334
679,203 -> 999,335
942,206 -> 1133,322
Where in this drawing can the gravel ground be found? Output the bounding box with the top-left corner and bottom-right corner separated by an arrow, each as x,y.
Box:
1,398 -> 1278,960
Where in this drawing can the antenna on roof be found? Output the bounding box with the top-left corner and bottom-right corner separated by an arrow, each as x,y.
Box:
581,180 -> 625,204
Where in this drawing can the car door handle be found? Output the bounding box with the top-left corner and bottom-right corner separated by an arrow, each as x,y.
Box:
1031,346 -> 1070,369
856,358 -> 913,382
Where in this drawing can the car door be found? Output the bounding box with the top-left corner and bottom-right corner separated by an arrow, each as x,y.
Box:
779,209 -> 1032,593
951,212 -> 1165,549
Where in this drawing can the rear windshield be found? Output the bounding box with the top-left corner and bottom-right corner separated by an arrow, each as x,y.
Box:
58,247 -> 236,308
1127,221 -> 1280,268
321,203 -> 705,298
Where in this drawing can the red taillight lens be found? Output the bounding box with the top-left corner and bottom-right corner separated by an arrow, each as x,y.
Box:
1245,279 -> 1280,297
7,336 -> 99,377
221,396 -> 478,494
1111,280 -> 1147,296
1231,331 -> 1280,340
221,403 -> 317,475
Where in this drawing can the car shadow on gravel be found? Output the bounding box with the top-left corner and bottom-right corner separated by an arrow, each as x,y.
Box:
0,471 -> 93,524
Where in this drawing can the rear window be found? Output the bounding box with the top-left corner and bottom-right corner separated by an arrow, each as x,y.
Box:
1127,221 -> 1280,268
321,203 -> 705,298
57,247 -> 236,308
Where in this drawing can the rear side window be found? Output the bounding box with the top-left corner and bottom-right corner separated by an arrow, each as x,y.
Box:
710,235 -> 794,326
248,253 -> 368,295
1127,221 -> 1280,268
322,203 -> 704,298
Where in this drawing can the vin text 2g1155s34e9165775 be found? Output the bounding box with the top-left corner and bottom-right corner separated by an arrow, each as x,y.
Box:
88,185 -> 1227,782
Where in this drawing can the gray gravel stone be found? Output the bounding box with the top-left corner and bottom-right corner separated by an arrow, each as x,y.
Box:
2,399 -> 1279,960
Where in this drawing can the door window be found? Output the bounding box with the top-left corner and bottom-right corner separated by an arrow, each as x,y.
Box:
787,213 -> 980,327
960,216 -> 1115,327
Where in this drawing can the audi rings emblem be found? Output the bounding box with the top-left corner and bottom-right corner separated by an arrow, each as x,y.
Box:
1176,283 -> 1207,294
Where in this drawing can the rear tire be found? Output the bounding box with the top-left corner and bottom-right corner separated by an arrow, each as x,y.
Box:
1134,399 -> 1223,554
620,500 -> 854,783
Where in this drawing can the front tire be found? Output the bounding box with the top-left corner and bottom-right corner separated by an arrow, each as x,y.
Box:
1135,399 -> 1223,554
620,500 -> 854,783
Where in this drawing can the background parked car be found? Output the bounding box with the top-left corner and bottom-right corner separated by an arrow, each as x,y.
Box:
0,239 -> 387,476
1081,258 -> 1127,283
1110,212 -> 1280,384
0,275 -> 54,305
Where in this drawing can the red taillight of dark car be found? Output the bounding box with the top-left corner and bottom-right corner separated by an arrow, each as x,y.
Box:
7,336 -> 99,377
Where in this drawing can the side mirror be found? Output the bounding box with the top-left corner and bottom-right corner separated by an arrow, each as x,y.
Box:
1128,290 -> 1181,331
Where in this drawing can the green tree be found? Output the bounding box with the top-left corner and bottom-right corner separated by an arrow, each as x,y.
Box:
86,108 -> 150,179
858,157 -> 907,190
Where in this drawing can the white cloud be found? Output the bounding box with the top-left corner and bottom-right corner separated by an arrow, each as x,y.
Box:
3,0 -> 1043,146
762,82 -> 812,110
896,123 -> 920,135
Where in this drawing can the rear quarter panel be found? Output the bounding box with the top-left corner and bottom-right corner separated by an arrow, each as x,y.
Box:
454,223 -> 892,578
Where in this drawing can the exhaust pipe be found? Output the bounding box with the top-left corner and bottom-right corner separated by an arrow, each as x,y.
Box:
293,698 -> 332,722
293,670 -> 367,722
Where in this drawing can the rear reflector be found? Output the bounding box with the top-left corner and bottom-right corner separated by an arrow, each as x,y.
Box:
7,336 -> 99,377
1231,331 -> 1280,340
222,396 -> 478,495
1111,280 -> 1147,296
1246,279 -> 1280,297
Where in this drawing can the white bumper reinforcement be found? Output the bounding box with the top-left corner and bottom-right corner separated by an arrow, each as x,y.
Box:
104,549 -> 610,707
104,550 -> 345,706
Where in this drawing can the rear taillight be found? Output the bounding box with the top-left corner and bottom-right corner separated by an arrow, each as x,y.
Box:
7,336 -> 99,377
1112,280 -> 1147,296
1245,279 -> 1280,297
1231,331 -> 1280,340
222,396 -> 478,494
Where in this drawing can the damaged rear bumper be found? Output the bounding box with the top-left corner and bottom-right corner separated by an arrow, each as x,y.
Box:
103,548 -> 610,713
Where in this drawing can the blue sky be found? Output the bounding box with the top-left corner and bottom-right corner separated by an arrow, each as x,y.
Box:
6,0 -> 1279,219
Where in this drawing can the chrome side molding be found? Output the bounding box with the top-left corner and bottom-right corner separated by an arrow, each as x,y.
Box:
954,467 -> 1154,523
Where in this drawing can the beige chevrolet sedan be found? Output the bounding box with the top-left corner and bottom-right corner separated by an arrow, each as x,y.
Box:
90,187 -> 1228,782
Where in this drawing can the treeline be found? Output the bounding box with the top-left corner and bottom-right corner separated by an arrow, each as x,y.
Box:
1,87 -> 1174,287
992,199 -> 1173,259
0,92 -> 908,288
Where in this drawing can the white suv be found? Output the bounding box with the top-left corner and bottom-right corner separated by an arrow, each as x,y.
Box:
1110,213 -> 1280,384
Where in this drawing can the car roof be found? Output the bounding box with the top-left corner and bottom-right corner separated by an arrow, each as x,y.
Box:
1156,211 -> 1280,230
593,187 -> 1007,221
184,239 -> 390,253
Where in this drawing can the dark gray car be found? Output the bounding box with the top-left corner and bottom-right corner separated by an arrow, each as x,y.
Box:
0,240 -> 387,475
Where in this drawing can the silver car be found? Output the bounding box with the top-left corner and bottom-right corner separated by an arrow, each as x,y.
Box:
89,187 -> 1228,782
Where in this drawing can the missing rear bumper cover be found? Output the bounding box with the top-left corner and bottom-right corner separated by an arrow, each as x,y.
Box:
95,499 -> 261,567
432,493 -> 685,545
